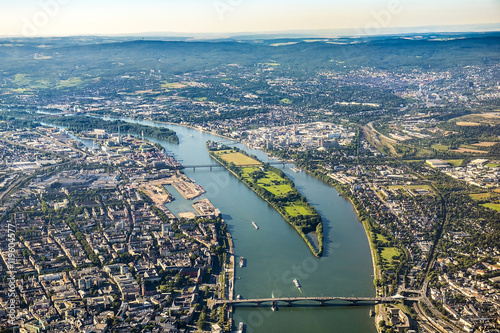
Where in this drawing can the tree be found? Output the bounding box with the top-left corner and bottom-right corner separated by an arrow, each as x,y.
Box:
197,309 -> 207,329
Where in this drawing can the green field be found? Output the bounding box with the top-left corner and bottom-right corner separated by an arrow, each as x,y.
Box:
481,203 -> 500,211
256,172 -> 293,196
388,184 -> 434,195
416,149 -> 433,157
376,234 -> 390,246
380,247 -> 402,267
470,193 -> 491,201
285,204 -> 314,217
56,77 -> 83,88
215,150 -> 262,166
12,74 -> 84,90
447,159 -> 464,167
431,144 -> 449,151
407,185 -> 434,195
406,185 -> 432,190
486,163 -> 500,168
13,74 -> 50,89
460,144 -> 481,150
161,82 -> 186,89
239,165 -> 294,197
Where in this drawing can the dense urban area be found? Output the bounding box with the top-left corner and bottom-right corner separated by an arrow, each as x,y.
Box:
0,33 -> 499,333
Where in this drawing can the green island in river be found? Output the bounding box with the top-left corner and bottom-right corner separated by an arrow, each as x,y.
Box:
45,115 -> 179,144
207,141 -> 323,257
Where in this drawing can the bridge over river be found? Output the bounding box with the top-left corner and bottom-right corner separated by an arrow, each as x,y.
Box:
213,295 -> 420,308
183,160 -> 293,171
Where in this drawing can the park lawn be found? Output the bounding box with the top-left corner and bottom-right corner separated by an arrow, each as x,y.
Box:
481,203 -> 500,212
470,193 -> 491,201
431,144 -> 449,151
486,163 -> 500,168
284,203 -> 314,217
375,233 -> 390,246
215,150 -> 261,166
262,183 -> 293,197
447,159 -> 464,167
240,167 -> 258,177
240,166 -> 259,178
257,172 -> 293,196
380,247 -> 402,267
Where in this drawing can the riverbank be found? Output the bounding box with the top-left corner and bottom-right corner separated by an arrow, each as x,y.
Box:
207,146 -> 323,257
298,166 -> 380,294
241,146 -> 381,295
41,115 -> 377,332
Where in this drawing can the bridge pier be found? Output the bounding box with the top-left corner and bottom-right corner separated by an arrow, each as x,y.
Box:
319,300 -> 325,306
287,301 -> 292,307
350,301 -> 357,306
210,166 -> 212,171
256,301 -> 261,307
192,167 -> 196,171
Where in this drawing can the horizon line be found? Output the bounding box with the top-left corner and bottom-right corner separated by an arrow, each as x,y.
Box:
1,23 -> 500,39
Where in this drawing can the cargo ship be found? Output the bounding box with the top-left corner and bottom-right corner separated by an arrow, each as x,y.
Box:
293,278 -> 301,289
238,322 -> 244,333
239,257 -> 245,268
251,221 -> 259,229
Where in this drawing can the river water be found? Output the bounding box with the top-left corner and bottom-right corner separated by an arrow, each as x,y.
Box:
79,117 -> 377,332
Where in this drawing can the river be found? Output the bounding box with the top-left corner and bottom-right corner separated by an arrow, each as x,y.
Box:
70,117 -> 377,332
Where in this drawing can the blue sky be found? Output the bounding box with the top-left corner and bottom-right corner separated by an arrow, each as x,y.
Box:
1,0 -> 499,37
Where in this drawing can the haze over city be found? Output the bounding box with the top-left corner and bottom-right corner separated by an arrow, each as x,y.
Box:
0,0 -> 499,37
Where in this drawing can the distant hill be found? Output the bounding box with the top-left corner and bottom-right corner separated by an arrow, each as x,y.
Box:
1,32 -> 499,76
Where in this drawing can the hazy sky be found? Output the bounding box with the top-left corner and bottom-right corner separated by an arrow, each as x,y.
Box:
1,0 -> 499,37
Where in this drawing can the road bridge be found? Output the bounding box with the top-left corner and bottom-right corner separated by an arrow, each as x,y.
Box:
213,296 -> 419,308
182,161 -> 292,171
